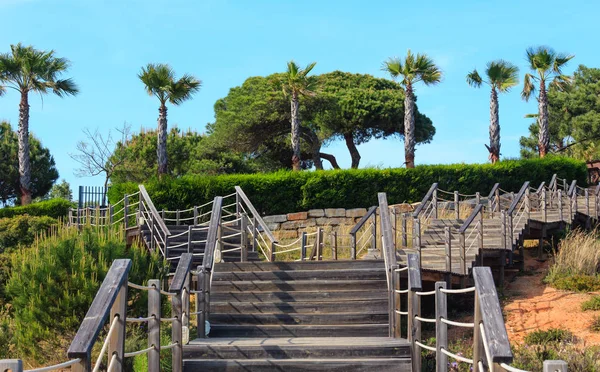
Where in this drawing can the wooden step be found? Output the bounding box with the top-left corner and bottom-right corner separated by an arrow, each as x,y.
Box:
211,279 -> 387,292
184,337 -> 410,360
214,260 -> 384,272
210,312 -> 388,325
208,324 -> 389,338
183,358 -> 411,371
211,269 -> 386,282
211,299 -> 388,314
211,290 -> 388,303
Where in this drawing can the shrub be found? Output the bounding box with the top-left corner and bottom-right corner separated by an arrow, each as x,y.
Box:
108,157 -> 586,215
582,295 -> 600,311
0,199 -> 73,219
545,229 -> 600,292
0,215 -> 57,253
524,328 -> 574,345
4,226 -> 169,363
593,316 -> 600,332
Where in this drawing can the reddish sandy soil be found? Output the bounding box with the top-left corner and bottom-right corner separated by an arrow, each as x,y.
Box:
503,250 -> 600,346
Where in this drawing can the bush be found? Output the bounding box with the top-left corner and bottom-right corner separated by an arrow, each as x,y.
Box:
0,199 -> 73,219
582,296 -> 600,311
524,328 -> 574,345
4,226 -> 169,363
0,215 -> 57,253
108,157 -> 586,215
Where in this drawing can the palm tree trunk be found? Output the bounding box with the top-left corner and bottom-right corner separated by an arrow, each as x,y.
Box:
305,129 -> 323,170
343,133 -> 361,169
157,104 -> 168,176
489,87 -> 500,163
538,81 -> 550,158
290,93 -> 301,171
404,83 -> 416,168
18,91 -> 32,205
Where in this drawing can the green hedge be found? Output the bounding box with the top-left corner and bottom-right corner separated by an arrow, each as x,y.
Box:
108,157 -> 587,215
0,199 -> 73,219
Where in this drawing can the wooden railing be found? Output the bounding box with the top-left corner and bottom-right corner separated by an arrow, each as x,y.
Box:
458,203 -> 484,275
349,205 -> 378,259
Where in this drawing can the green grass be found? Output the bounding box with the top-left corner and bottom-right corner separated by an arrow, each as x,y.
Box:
524,328 -> 574,345
592,316 -> 600,333
582,295 -> 600,311
548,274 -> 600,292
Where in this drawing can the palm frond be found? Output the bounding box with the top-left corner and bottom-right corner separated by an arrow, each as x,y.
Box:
466,69 -> 483,88
281,60 -> 317,98
524,113 -> 539,118
550,74 -> 572,92
49,78 -> 79,97
553,53 -> 574,74
521,73 -> 536,101
485,60 -> 519,92
381,57 -> 403,80
0,85 -> 5,96
168,74 -> 202,105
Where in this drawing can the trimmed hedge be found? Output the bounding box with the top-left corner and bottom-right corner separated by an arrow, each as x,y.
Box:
108,157 -> 587,215
0,199 -> 73,219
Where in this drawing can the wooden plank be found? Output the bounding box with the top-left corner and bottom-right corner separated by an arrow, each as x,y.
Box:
435,282 -> 448,372
234,186 -> 277,243
170,253 -> 193,293
67,259 -> 132,359
202,197 -> 223,270
377,193 -> 397,268
473,267 -> 513,364
406,253 -> 422,291
350,206 -> 377,235
148,279 -> 161,372
412,183 -> 438,218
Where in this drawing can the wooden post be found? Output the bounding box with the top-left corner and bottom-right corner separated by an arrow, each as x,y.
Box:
317,228 -> 323,260
501,210 -> 507,250
161,209 -> 165,221
235,191 -> 241,217
300,232 -> 307,261
371,213 -> 377,250
391,208 -> 397,246
350,233 -> 356,260
150,214 -> 155,251
197,266 -> 207,338
558,190 -> 563,222
585,188 -> 591,228
408,289 -> 421,372
542,188 -> 547,222
148,279 -> 161,372
172,289 -> 183,372
401,214 -> 408,248
270,241 -> 276,262
543,360 -> 567,372
414,218 -> 421,249
252,217 -> 257,252
240,213 -> 248,262
108,279 -> 127,372
473,291 -> 485,371
393,269 -> 401,338
476,192 -> 481,207
124,194 -> 129,230
109,205 -> 114,225
175,209 -> 180,225
435,282 -> 448,372
433,189 -> 438,219
193,206 -> 198,226
460,232 -> 466,275
187,226 -> 192,254
182,274 -> 190,346
444,227 -> 452,275
494,187 -> 500,215
0,359 -> 23,372
478,209 -> 484,254
525,188 -> 531,221
454,191 -> 460,220
331,231 -> 338,260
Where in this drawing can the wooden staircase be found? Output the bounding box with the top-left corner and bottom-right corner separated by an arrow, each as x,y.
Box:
183,260 -> 412,371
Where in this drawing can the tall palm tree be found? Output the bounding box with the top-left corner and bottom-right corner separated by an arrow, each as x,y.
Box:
139,63 -> 201,176
281,60 -> 317,171
466,60 -> 519,163
0,43 -> 78,205
383,50 -> 442,168
522,46 -> 574,157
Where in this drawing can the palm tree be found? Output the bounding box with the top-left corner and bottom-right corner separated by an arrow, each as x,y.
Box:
281,60 -> 317,171
383,50 -> 442,168
139,64 -> 201,176
466,60 -> 519,163
522,46 -> 574,157
0,43 -> 78,205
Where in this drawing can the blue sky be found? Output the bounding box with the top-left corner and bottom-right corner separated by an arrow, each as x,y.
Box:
0,0 -> 596,193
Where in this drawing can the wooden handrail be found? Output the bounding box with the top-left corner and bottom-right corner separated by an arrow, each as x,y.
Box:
535,181 -> 546,194
234,186 -> 277,244
507,182 -> 530,216
458,204 -> 483,234
473,267 -> 513,364
139,185 -> 170,237
568,180 -> 577,197
412,183 -> 438,218
378,193 -> 397,271
406,253 -> 422,291
68,259 -> 132,363
486,183 -> 500,200
548,174 -> 557,190
202,196 -> 223,270
350,206 -> 377,235
169,253 -> 193,293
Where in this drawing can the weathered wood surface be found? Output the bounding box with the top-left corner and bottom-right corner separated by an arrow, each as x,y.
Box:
202,196 -> 222,270
234,186 -> 277,243
68,259 -> 132,359
139,185 -> 170,237
169,253 -> 193,293
350,206 -> 377,235
413,183 -> 438,218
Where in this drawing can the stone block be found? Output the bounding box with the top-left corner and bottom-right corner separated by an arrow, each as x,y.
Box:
275,230 -> 298,239
266,223 -> 280,231
263,214 -> 287,223
308,209 -> 325,217
324,208 -> 346,217
316,217 -> 347,226
287,211 -> 308,221
346,208 -> 367,218
281,219 -> 316,230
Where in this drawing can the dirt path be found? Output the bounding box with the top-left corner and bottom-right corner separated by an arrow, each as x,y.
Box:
503,252 -> 600,345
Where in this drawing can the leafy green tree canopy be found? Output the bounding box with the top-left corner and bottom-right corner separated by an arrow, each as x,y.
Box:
0,122 -> 58,205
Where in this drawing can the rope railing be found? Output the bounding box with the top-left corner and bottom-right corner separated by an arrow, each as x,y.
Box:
23,359 -> 82,372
